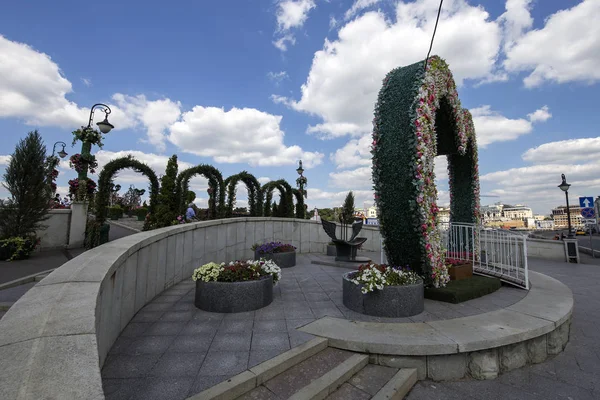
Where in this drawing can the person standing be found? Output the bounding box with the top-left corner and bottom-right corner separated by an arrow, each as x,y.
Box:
186,203 -> 196,222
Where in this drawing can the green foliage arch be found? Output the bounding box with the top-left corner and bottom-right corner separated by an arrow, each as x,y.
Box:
261,180 -> 294,218
224,171 -> 263,217
292,188 -> 305,219
176,165 -> 225,219
372,56 -> 480,282
95,155 -> 159,228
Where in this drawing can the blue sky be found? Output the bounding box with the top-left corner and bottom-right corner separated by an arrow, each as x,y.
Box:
1,0 -> 599,214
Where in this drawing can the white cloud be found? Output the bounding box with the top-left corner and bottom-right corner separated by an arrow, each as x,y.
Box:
112,94 -> 182,152
470,105 -> 551,147
94,150 -> 193,185
267,71 -> 289,85
498,0 -> 533,52
0,35 -> 86,128
522,137 -> 600,164
482,137 -> 600,213
0,155 -> 10,166
274,0 -> 316,51
258,177 -> 272,185
329,166 -> 372,189
168,106 -> 324,167
344,0 -> 380,20
276,0 -> 316,31
307,188 -> 375,209
81,78 -> 92,87
526,105 -> 551,123
277,0 -> 503,138
330,134 -> 372,169
504,0 -> 600,87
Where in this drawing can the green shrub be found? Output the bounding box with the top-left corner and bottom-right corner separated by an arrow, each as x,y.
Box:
136,207 -> 148,218
424,276 -> 501,304
0,236 -> 39,261
108,206 -> 123,219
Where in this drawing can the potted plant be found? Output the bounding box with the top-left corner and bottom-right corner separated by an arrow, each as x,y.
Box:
326,241 -> 336,256
446,258 -> 473,281
343,263 -> 424,317
108,206 -> 122,220
135,207 -> 148,221
252,242 -> 296,268
192,259 -> 282,313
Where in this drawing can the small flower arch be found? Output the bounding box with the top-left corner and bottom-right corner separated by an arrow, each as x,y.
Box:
176,165 -> 225,218
372,56 -> 480,285
261,180 -> 294,218
224,171 -> 263,217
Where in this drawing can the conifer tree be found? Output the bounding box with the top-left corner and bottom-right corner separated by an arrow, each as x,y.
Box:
155,155 -> 179,227
342,191 -> 355,224
0,131 -> 50,238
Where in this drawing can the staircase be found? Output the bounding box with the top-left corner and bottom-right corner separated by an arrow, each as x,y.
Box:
189,338 -> 417,400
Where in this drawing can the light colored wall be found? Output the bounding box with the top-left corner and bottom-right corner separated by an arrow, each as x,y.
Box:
0,217 -> 383,399
36,209 -> 71,249
526,238 -> 565,260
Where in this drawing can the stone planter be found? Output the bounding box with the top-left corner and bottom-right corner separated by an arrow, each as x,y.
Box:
449,263 -> 473,281
342,272 -> 424,317
326,244 -> 336,256
195,275 -> 273,313
254,250 -> 296,268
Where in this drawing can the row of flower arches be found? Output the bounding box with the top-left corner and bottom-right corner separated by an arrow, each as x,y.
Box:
93,157 -> 306,227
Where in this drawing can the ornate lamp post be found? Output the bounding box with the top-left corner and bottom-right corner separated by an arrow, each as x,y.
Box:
77,104 -> 114,183
558,174 -> 574,238
296,160 -> 307,198
52,141 -> 68,159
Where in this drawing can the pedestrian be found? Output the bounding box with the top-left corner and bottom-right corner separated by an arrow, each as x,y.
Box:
186,203 -> 196,222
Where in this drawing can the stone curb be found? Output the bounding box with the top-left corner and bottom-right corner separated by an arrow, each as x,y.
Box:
0,302 -> 13,311
372,368 -> 418,400
300,271 -> 573,356
288,353 -> 369,400
187,337 -> 328,400
0,268 -> 56,291
579,246 -> 600,257
107,220 -> 142,233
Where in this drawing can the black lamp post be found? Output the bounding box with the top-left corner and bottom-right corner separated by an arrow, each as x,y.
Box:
78,104 -> 114,182
52,141 -> 68,159
558,174 -> 574,238
296,160 -> 307,198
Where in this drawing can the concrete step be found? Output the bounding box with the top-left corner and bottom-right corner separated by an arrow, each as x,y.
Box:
34,273 -> 50,282
189,337 -> 417,400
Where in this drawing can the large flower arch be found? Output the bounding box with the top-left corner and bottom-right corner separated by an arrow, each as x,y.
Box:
372,56 -> 480,285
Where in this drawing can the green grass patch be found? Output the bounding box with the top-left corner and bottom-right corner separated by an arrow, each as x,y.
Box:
424,275 -> 501,304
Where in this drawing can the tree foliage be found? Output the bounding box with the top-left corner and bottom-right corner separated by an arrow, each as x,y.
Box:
0,130 -> 50,239
341,191 -> 355,224
176,164 -> 225,219
155,155 -> 179,228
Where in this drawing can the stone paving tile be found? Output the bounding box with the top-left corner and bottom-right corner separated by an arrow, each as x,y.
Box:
188,375 -> 235,397
180,319 -> 221,335
149,352 -> 206,377
167,335 -> 214,353
253,319 -> 287,333
198,350 -> 249,376
159,310 -> 195,322
219,319 -> 254,333
130,310 -> 165,323
348,364 -> 398,395
249,350 -> 285,368
102,378 -> 144,400
251,332 -> 290,351
126,335 -> 177,355
102,354 -> 161,378
237,385 -> 279,400
211,332 -> 252,351
129,376 -> 195,400
143,321 -> 187,336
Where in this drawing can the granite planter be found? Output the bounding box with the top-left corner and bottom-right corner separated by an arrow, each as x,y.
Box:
195,275 -> 273,313
342,272 -> 424,317
449,263 -> 473,281
254,250 -> 296,268
326,244 -> 336,256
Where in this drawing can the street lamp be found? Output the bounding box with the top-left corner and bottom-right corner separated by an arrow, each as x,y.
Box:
296,160 -> 307,197
78,104 -> 114,182
558,174 -> 574,238
52,141 -> 68,159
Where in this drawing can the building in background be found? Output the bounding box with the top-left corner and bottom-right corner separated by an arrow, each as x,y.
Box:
503,205 -> 533,220
438,207 -> 450,224
552,205 -> 583,229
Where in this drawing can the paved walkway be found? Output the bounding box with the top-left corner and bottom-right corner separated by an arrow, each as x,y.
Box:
102,253 -> 530,400
407,258 -> 600,400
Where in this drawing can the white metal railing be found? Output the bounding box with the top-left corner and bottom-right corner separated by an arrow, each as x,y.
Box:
440,222 -> 528,289
380,222 -> 529,290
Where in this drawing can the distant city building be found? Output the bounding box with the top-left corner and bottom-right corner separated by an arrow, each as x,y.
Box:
533,214 -> 547,221
438,207 -> 450,224
503,205 -> 533,220
480,203 -> 505,223
534,220 -> 555,230
552,205 -> 583,228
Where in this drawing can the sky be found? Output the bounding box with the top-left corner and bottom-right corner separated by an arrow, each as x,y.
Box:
0,0 -> 599,215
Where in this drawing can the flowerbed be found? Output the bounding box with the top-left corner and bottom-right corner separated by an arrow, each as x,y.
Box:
343,263 -> 424,317
252,242 -> 296,268
192,259 -> 281,284
193,259 -> 281,313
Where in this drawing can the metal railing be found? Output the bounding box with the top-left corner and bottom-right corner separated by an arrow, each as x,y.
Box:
440,222 -> 528,289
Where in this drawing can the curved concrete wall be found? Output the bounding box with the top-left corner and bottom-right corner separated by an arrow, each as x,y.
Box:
0,218 -> 382,399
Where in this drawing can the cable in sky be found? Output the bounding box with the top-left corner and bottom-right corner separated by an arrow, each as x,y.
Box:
424,0 -> 444,70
